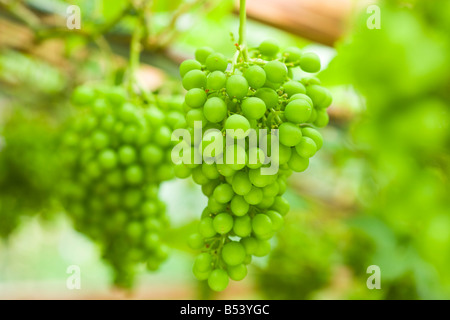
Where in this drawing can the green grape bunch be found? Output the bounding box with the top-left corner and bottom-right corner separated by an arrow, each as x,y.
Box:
175,40 -> 332,291
60,85 -> 185,288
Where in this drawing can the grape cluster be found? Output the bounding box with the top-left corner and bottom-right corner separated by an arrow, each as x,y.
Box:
177,40 -> 332,291
60,85 -> 184,288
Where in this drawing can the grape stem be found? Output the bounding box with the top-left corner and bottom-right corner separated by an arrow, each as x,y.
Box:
238,0 -> 249,61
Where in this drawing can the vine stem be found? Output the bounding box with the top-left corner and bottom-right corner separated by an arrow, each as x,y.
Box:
126,19 -> 143,95
238,0 -> 249,61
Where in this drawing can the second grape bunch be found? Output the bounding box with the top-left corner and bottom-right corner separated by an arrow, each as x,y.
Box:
176,39 -> 332,291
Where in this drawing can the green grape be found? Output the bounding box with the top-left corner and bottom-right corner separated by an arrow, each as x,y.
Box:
227,264 -> 247,281
247,147 -> 266,169
295,137 -> 317,158
288,151 -> 309,172
314,109 -> 330,127
259,39 -> 279,57
253,239 -> 271,257
208,197 -> 227,213
185,88 -> 207,108
198,217 -> 216,238
271,196 -> 290,216
244,65 -> 266,89
266,210 -> 284,231
72,85 -> 96,105
208,269 -> 229,292
302,127 -> 323,150
142,145 -> 164,165
283,47 -> 303,63
207,71 -> 227,90
125,165 -> 143,184
188,233 -> 204,250
202,163 -> 220,180
180,59 -> 202,77
195,47 -> 214,64
306,85 -> 332,109
264,61 -> 287,83
230,195 -> 250,216
119,145 -> 137,165
283,81 -> 306,97
284,99 -> 312,124
241,97 -> 266,120
233,215 -> 252,237
182,70 -> 207,90
194,253 -> 213,272
248,168 -> 274,188
193,266 -> 211,281
231,171 -> 252,195
255,87 -> 279,109
203,97 -> 228,123
213,213 -> 234,234
244,186 -> 263,205
186,109 -> 207,128
224,114 -> 251,139
299,52 -> 321,73
226,75 -> 249,100
222,241 -> 246,266
98,149 -> 117,170
205,53 -> 228,72
213,183 -> 235,204
278,122 -> 302,147
252,214 -> 273,238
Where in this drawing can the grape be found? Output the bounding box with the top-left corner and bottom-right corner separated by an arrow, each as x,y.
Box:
208,269 -> 229,292
213,213 -> 234,234
264,61 -> 287,83
302,127 -> 323,150
244,65 -> 266,89
205,53 -> 228,72
314,109 -> 330,127
283,47 -> 303,63
188,233 -> 204,249
259,39 -> 279,57
98,149 -> 117,169
182,70 -> 207,90
213,183 -> 234,204
178,42 -> 331,291
203,97 -> 228,123
283,81 -> 306,97
266,210 -> 284,231
195,47 -> 214,64
230,195 -> 250,216
306,85 -> 332,109
278,122 -> 302,147
284,99 -> 312,124
198,217 -> 216,238
186,109 -> 207,128
226,75 -> 249,100
255,87 -> 279,109
224,114 -> 251,139
142,145 -> 164,165
295,137 -> 317,158
185,88 -> 207,108
231,171 -> 252,195
233,215 -> 252,237
194,253 -> 213,272
227,264 -> 247,281
244,186 -> 263,205
180,59 -> 202,78
242,97 -> 266,120
299,52 -> 321,73
252,214 -> 273,238
222,241 -> 246,266
207,71 -> 227,90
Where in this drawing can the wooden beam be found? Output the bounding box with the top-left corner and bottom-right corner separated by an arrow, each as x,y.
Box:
237,0 -> 354,46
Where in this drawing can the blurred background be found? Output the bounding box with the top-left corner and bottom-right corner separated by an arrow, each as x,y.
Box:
0,0 -> 449,299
